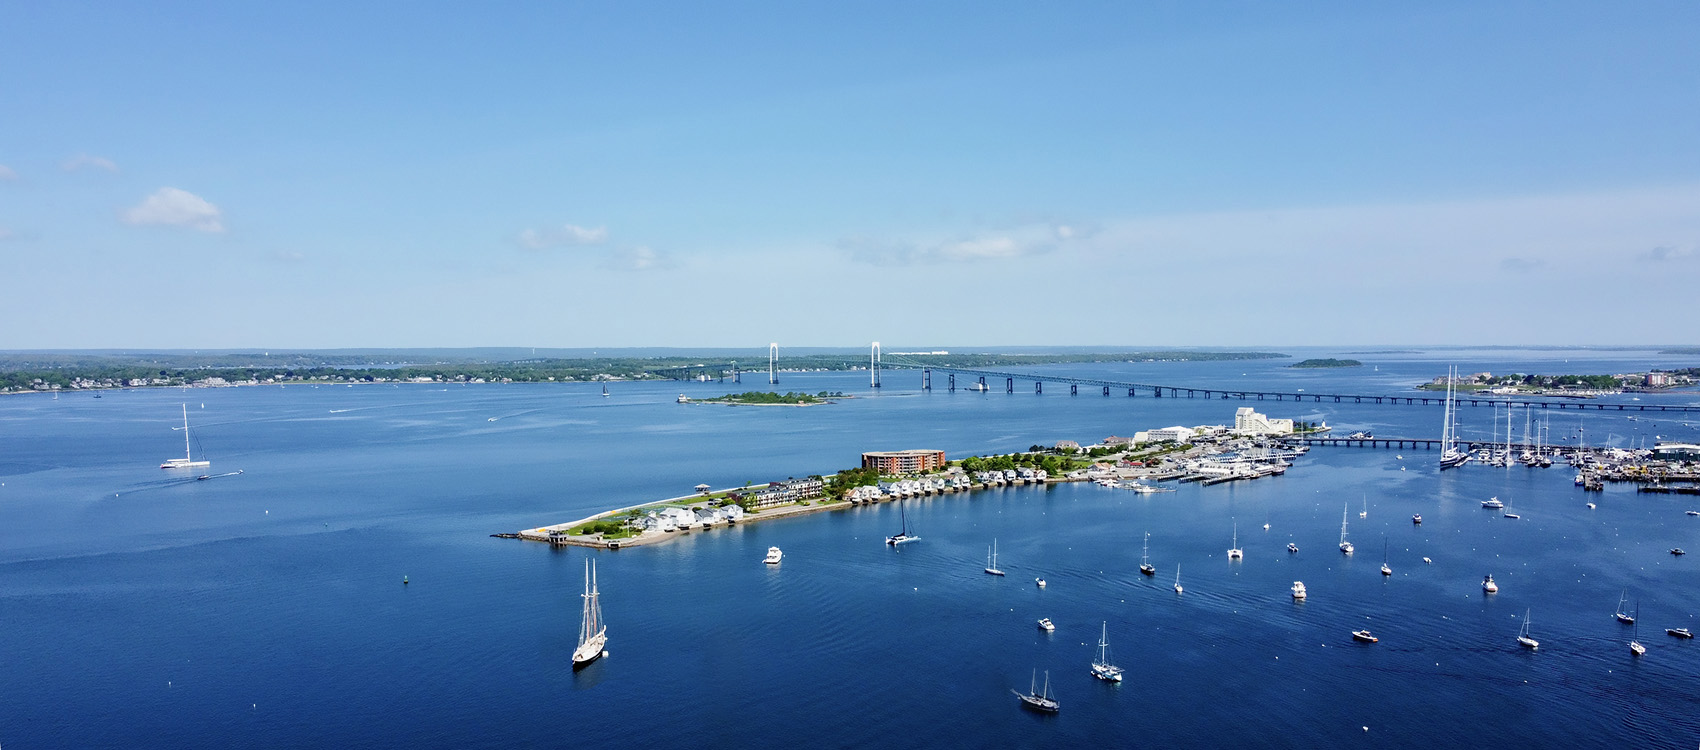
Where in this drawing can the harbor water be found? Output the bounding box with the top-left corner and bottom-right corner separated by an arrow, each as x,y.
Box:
3,348 -> 1699,748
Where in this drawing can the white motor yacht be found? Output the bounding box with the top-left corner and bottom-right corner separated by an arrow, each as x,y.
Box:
764,547 -> 783,565
1291,581 -> 1307,600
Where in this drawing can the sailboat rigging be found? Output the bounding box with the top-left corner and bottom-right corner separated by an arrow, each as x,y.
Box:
1440,366 -> 1470,469
1339,503 -> 1354,555
160,403 -> 211,470
572,559 -> 607,667
885,501 -> 919,545
1014,669 -> 1059,713
1139,532 -> 1155,576
985,539 -> 1005,576
1090,622 -> 1123,682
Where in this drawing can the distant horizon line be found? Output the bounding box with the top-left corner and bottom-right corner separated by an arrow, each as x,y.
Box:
2,344 -> 1695,357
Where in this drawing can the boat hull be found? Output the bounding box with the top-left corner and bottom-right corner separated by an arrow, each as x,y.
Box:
572,631 -> 607,668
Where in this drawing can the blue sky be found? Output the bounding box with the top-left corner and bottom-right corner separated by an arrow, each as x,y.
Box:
2,2 -> 1697,349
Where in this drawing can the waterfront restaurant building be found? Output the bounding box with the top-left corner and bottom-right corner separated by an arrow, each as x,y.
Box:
862,449 -> 947,474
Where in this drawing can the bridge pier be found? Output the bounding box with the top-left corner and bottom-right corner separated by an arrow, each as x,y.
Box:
1069,384 -> 1076,396
1103,386 -> 1110,396
1129,388 -> 1136,397
979,376 -> 987,391
948,373 -> 955,392
1006,377 -> 1013,394
1035,381 -> 1043,394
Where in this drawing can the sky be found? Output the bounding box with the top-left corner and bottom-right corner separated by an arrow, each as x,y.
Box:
2,1 -> 1698,349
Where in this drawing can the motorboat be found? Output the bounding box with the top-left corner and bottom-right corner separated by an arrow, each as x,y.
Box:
1287,543 -> 1299,553
1037,618 -> 1055,632
764,547 -> 783,565
1481,496 -> 1505,509
1352,630 -> 1379,643
1667,628 -> 1693,639
1672,548 -> 1688,556
1291,581 -> 1307,600
1686,510 -> 1700,517
1422,557 -> 1432,564
1482,574 -> 1499,594
1412,514 -> 1422,525
1586,502 -> 1597,510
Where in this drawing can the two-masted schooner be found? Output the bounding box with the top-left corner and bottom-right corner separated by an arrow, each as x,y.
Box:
573,559 -> 608,668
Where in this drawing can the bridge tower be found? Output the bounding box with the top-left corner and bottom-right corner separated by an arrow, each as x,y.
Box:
870,342 -> 882,388
769,343 -> 778,385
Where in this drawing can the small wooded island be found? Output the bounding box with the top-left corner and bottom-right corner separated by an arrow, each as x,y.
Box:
1290,358 -> 1363,368
685,391 -> 845,406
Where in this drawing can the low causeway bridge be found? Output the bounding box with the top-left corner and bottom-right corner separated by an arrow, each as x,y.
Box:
885,362 -> 1700,413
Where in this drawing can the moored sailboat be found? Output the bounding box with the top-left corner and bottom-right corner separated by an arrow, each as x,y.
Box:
1139,532 -> 1155,576
1339,504 -> 1354,555
1517,608 -> 1539,650
1090,622 -> 1123,682
985,539 -> 1005,576
1014,669 -> 1059,713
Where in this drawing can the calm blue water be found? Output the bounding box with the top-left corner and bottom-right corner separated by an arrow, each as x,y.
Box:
4,348 -> 1700,748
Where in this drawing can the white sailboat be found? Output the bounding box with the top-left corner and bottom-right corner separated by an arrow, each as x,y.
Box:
572,559 -> 607,667
1439,367 -> 1470,469
1517,608 -> 1539,650
985,539 -> 1005,576
1227,522 -> 1243,560
1616,590 -> 1636,624
1381,539 -> 1392,576
1339,503 -> 1354,555
1173,565 -> 1183,594
885,501 -> 920,545
1090,622 -> 1123,682
160,403 -> 211,470
1360,496 -> 1368,519
1139,532 -> 1155,576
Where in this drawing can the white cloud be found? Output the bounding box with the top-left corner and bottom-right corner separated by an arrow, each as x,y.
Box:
62,154 -> 119,173
0,164 -> 16,181
603,245 -> 670,271
843,223 -> 1079,265
122,187 -> 225,232
518,223 -> 608,249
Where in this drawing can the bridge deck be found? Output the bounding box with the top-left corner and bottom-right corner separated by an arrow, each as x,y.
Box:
891,362 -> 1700,413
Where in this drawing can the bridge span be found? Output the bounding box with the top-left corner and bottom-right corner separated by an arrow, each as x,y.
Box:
884,361 -> 1700,414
